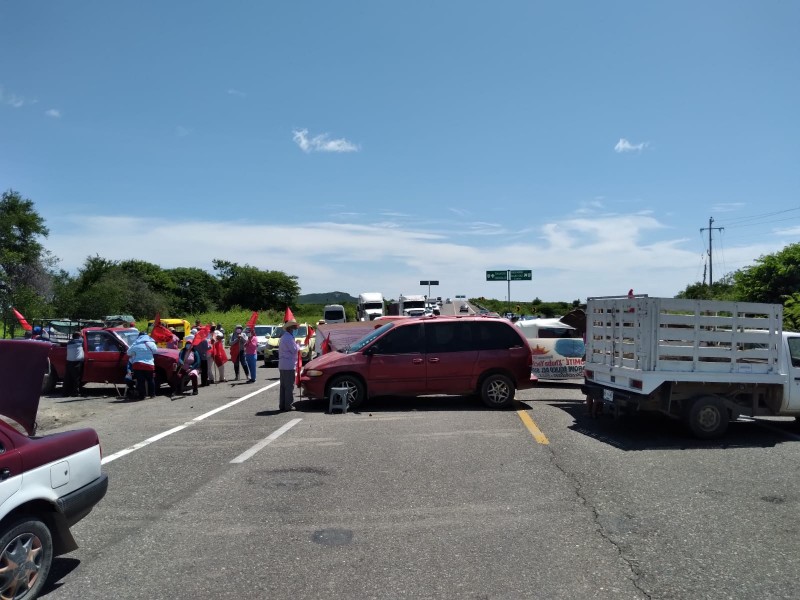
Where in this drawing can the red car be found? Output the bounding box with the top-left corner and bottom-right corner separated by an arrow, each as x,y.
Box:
0,340 -> 107,599
300,316 -> 535,409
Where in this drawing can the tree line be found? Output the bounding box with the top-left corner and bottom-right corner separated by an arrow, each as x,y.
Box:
0,190 -> 299,327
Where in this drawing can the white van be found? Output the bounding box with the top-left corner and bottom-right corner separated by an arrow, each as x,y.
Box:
515,318 -> 585,380
323,304 -> 347,324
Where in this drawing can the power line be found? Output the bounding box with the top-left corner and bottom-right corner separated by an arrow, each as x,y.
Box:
716,206 -> 800,227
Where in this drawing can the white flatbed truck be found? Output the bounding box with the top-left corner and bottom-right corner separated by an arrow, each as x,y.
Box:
581,295 -> 800,438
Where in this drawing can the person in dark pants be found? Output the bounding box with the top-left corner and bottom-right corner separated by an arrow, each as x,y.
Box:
278,320 -> 300,411
127,332 -> 158,399
228,325 -> 249,381
195,334 -> 210,386
63,331 -> 84,396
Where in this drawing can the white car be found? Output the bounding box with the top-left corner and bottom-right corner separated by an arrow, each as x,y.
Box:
0,340 -> 108,598
254,325 -> 279,359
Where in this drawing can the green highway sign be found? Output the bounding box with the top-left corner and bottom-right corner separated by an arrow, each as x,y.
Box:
509,270 -> 532,281
486,270 -> 508,281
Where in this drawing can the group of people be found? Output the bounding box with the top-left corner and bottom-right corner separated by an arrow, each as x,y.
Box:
57,316 -> 304,411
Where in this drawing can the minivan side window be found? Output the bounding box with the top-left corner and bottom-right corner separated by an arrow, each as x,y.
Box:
371,323 -> 424,354
477,322 -> 523,350
426,322 -> 478,353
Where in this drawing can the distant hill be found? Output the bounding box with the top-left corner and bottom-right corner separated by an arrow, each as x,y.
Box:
298,291 -> 358,304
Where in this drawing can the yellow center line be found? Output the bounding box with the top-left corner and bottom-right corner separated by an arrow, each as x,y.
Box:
516,409 -> 550,445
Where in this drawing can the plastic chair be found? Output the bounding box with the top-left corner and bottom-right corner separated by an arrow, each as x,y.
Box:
328,387 -> 349,414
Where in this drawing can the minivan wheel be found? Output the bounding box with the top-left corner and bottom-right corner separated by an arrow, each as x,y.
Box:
328,375 -> 366,410
480,374 -> 515,409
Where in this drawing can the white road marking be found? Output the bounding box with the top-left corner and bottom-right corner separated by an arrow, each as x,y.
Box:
230,418 -> 302,463
101,382 -> 279,465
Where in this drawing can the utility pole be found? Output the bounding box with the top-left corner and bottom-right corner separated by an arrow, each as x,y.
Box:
700,217 -> 724,286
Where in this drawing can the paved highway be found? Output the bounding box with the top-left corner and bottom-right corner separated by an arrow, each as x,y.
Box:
36,360 -> 800,599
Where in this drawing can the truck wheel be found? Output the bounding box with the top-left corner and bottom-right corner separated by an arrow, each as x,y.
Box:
41,360 -> 57,394
328,375 -> 366,409
685,396 -> 729,439
480,374 -> 515,409
0,516 -> 54,600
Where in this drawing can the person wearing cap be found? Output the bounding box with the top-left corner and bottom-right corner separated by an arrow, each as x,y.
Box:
228,325 -> 250,381
211,330 -> 228,382
278,319 -> 300,411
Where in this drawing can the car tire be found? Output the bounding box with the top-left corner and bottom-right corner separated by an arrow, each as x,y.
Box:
328,375 -> 366,410
41,360 -> 56,395
0,516 -> 54,600
684,396 -> 729,439
480,374 -> 515,409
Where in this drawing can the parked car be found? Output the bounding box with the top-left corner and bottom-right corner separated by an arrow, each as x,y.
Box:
300,316 -> 535,409
263,323 -> 316,365
253,325 -> 279,359
45,327 -> 181,396
0,339 -> 108,599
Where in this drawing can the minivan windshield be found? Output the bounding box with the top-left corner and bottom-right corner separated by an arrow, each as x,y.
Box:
348,322 -> 394,353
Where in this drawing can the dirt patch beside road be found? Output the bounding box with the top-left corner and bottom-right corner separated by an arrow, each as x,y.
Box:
36,384 -> 129,433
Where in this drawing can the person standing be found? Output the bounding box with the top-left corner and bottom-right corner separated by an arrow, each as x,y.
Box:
244,327 -> 259,383
228,325 -> 249,381
63,331 -> 84,396
211,330 -> 228,382
127,331 -> 159,399
278,319 -> 300,411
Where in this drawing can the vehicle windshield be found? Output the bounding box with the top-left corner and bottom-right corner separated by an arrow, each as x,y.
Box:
271,326 -> 309,339
403,300 -> 426,309
348,322 -> 394,353
363,302 -> 383,310
114,328 -> 140,347
254,326 -> 274,337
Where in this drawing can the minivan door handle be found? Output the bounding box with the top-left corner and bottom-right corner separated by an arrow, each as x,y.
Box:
412,358 -> 424,364
428,358 -> 440,363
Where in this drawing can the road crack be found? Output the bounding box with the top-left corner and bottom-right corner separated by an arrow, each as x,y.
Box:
546,447 -> 654,600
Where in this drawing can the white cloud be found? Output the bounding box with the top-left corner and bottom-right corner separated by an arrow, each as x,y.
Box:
614,138 -> 649,153
0,86 -> 27,108
226,89 -> 246,97
292,128 -> 359,153
711,202 -> 745,212
45,108 -> 61,118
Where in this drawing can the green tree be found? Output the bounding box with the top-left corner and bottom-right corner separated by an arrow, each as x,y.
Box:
213,260 -> 299,311
165,267 -> 221,314
0,190 -> 52,328
732,243 -> 800,303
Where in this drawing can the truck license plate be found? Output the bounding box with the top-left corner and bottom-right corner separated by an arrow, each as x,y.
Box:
603,389 -> 614,402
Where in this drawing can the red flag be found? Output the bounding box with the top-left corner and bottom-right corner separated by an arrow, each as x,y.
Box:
12,308 -> 32,332
284,306 -> 295,322
321,332 -> 331,355
304,325 -> 314,346
246,311 -> 258,332
154,312 -> 162,329
151,324 -> 173,344
188,325 -> 211,349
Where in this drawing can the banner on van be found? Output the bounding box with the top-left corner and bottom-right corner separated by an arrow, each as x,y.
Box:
529,338 -> 585,380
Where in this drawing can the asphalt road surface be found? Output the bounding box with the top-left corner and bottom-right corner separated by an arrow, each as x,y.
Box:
36,368 -> 800,599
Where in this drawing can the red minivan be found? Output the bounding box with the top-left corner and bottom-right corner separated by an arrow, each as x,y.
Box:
300,316 -> 535,409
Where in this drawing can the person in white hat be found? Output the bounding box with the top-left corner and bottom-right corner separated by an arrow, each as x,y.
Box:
278,319 -> 300,411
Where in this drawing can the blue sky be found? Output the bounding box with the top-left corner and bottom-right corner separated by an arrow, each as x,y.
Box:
2,1 -> 799,302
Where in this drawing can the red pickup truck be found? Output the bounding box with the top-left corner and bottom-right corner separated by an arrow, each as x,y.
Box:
43,327 -> 180,395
